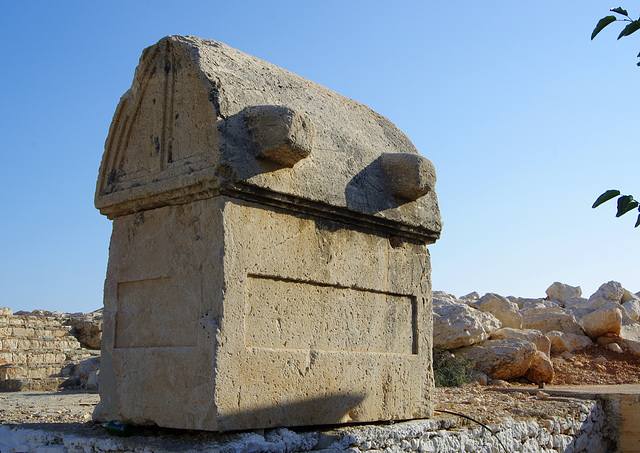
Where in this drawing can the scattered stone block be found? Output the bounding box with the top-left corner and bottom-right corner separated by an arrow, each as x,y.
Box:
491,327 -> 551,357
619,323 -> 640,355
475,293 -> 522,329
546,331 -> 594,354
545,282 -> 581,303
433,300 -> 501,350
454,338 -> 536,380
522,309 -> 584,336
580,306 -> 623,339
524,351 -> 554,384
459,291 -> 479,302
589,281 -> 623,303
621,299 -> 640,322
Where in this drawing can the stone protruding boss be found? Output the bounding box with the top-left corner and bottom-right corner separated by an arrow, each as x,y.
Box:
244,105 -> 316,167
380,153 -> 437,201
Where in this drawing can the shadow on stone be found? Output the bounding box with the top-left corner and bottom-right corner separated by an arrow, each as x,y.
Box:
218,393 -> 368,432
345,156 -> 400,215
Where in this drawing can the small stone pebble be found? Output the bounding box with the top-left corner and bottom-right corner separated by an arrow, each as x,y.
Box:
607,343 -> 623,353
536,391 -> 550,400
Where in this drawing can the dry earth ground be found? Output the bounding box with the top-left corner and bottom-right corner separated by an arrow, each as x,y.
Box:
0,343 -> 638,435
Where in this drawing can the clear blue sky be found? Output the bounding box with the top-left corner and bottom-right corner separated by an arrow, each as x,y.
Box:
1,1 -> 638,313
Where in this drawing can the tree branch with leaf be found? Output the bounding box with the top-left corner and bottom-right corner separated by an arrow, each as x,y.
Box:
592,7 -> 640,64
593,190 -> 640,227
590,7 -> 638,227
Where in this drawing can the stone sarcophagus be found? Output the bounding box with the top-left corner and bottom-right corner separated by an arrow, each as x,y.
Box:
94,35 -> 442,431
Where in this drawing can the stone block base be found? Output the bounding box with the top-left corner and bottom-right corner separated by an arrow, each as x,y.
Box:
96,197 -> 434,431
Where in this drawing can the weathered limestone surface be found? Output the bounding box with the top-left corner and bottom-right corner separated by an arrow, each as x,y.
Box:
94,36 -> 441,431
454,338 -> 537,380
432,280 -> 640,386
490,327 -> 551,357
546,331 -> 594,354
473,293 -> 522,329
580,306 -> 623,339
95,36 -> 441,235
523,350 -> 554,383
622,298 -> 640,321
0,397 -> 613,453
620,323 -> 640,355
432,298 -> 501,350
521,302 -> 584,335
546,281 -> 582,303
68,311 -> 103,350
590,281 -> 624,303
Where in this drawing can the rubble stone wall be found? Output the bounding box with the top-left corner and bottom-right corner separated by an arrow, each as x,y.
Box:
0,308 -> 99,392
0,398 -> 612,452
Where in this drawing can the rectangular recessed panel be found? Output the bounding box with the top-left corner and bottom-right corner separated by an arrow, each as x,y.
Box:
116,277 -> 198,348
245,275 -> 416,354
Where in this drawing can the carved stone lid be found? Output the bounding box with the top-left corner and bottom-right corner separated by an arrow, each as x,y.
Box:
95,36 -> 441,243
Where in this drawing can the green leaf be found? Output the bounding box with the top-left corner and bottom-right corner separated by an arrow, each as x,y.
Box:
618,20 -> 640,39
592,189 -> 621,208
592,15 -> 617,39
611,7 -> 629,16
616,195 -> 638,217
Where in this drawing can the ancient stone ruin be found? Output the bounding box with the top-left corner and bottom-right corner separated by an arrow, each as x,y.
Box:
93,36 -> 442,431
0,308 -> 100,391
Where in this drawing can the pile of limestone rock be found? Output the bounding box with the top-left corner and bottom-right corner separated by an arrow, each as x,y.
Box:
0,308 -> 102,391
433,281 -> 640,384
4,281 -> 640,392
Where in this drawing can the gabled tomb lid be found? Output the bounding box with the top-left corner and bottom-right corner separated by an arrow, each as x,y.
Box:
95,35 -> 441,242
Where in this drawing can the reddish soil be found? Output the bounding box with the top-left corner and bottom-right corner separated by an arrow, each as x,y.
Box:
552,341 -> 640,385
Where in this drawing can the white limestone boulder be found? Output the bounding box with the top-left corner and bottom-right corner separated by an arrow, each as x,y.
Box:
475,293 -> 522,329
459,291 -> 480,303
589,281 -> 623,303
545,282 -> 581,304
622,299 -> 640,322
622,288 -> 640,303
432,291 -> 458,304
432,299 -> 501,350
453,338 -> 537,381
564,296 -> 607,319
521,299 -> 562,311
491,327 -> 551,357
545,331 -> 594,354
580,306 -> 623,339
514,297 -> 545,309
620,323 -> 640,355
564,297 -> 592,310
524,351 -> 554,384
521,302 -> 584,335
